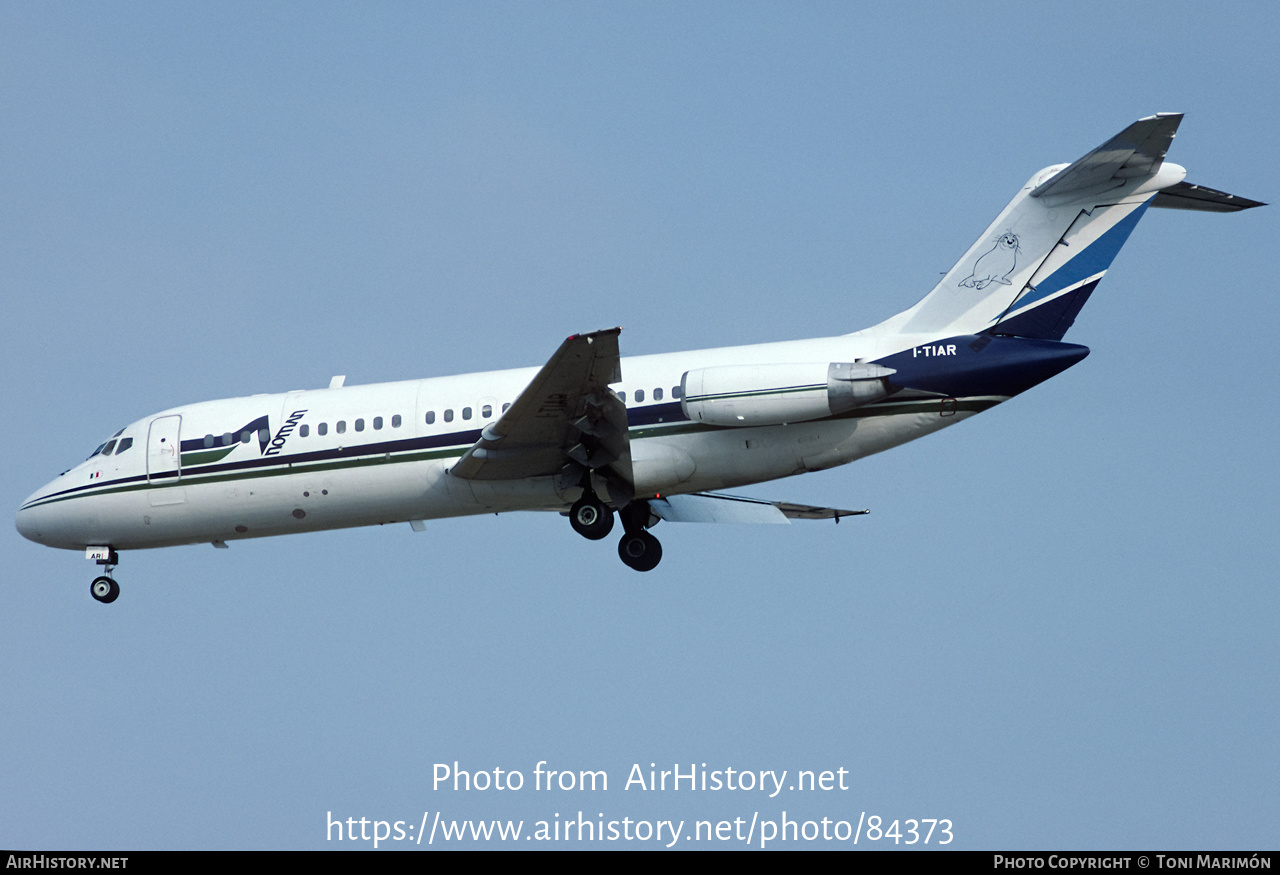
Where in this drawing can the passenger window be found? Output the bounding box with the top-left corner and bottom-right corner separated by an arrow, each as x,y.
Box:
240,431 -> 251,444
222,433 -> 233,446
482,405 -> 492,418
373,416 -> 383,430
426,411 -> 436,425
618,391 -> 627,403
654,387 -> 663,401
115,438 -> 133,454
392,414 -> 401,428
502,402 -> 510,413
355,418 -> 365,432
102,440 -> 117,456
318,423 -> 328,436
672,385 -> 682,399
203,434 -> 215,448
258,428 -> 270,443
636,389 -> 645,402
337,421 -> 347,434
462,407 -> 472,420
444,409 -> 454,422
300,425 -> 309,437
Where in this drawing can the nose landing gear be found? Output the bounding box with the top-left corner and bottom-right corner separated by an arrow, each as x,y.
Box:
88,548 -> 120,604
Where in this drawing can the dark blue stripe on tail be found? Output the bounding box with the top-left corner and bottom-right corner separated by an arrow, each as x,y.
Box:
993,198 -> 1152,341
993,278 -> 1100,341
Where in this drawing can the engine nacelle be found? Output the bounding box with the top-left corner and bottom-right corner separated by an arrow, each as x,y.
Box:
680,362 -> 896,427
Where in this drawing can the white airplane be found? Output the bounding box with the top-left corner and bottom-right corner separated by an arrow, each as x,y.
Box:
15,114 -> 1262,602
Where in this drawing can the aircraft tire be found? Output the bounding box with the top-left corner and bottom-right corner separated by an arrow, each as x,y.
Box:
91,576 -> 120,604
618,531 -> 662,572
570,495 -> 614,540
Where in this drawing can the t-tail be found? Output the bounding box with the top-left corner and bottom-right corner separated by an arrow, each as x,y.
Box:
876,113 -> 1263,342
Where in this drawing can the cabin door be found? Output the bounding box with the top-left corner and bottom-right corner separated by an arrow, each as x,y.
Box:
147,415 -> 182,483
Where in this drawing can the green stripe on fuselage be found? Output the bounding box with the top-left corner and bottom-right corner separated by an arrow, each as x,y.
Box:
25,397 -> 1002,510
180,446 -> 238,466
685,383 -> 825,404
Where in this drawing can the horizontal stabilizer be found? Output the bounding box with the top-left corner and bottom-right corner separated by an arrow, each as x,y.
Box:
650,492 -> 867,524
1032,113 -> 1183,200
1150,181 -> 1266,212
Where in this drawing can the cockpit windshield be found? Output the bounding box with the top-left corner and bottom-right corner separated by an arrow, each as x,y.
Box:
87,428 -> 133,460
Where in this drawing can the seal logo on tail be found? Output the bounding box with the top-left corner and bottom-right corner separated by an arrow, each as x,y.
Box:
959,231 -> 1020,290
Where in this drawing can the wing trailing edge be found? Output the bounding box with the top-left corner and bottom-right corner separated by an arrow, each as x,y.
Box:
650,492 -> 868,525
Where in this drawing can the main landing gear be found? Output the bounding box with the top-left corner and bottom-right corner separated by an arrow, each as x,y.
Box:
569,491 -> 615,540
90,549 -> 120,604
617,529 -> 662,572
568,491 -> 663,572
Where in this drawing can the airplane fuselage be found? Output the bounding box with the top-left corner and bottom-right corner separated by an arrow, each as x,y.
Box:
18,329 -> 1066,552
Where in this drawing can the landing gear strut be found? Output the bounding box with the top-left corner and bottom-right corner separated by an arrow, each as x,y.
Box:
90,549 -> 120,604
569,490 -> 615,540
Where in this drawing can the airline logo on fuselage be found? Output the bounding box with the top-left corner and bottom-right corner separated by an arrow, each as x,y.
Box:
264,409 -> 308,456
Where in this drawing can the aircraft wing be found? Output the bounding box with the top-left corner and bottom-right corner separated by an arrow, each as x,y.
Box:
450,329 -> 634,501
650,492 -> 868,524
1031,113 -> 1183,200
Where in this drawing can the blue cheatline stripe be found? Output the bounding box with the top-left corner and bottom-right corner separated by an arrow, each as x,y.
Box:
179,416 -> 270,453
1006,197 -> 1153,315
22,402 -> 689,509
20,396 -> 1004,511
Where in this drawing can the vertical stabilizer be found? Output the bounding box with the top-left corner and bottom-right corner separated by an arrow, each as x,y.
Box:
884,115 -> 1191,341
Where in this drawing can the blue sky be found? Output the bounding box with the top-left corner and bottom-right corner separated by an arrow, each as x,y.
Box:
3,1 -> 1277,850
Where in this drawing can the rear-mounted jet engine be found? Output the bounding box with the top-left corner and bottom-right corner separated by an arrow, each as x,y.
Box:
680,362 -> 897,427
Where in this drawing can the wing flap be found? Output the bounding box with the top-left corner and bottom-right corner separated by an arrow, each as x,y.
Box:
773,501 -> 870,521
650,492 -> 868,524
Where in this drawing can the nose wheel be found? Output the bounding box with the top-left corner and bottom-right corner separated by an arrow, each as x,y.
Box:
91,576 -> 120,604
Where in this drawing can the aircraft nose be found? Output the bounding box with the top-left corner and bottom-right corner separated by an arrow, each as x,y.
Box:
15,481 -> 63,546
15,500 -> 43,544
